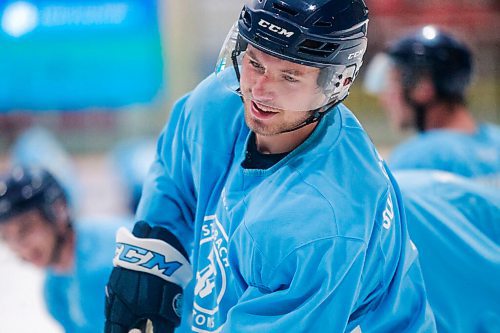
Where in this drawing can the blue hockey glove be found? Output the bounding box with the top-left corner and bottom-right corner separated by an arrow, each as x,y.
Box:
105,221 -> 192,333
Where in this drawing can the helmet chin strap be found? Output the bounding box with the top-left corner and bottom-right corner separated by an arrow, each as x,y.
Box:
278,98 -> 343,134
231,36 -> 246,84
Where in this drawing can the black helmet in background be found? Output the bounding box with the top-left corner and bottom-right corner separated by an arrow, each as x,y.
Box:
363,25 -> 473,132
387,25 -> 473,104
0,166 -> 66,224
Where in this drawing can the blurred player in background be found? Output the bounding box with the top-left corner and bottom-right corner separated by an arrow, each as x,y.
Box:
104,1 -> 436,332
0,166 -> 131,333
395,170 -> 500,333
364,26 -> 500,183
363,25 -> 500,331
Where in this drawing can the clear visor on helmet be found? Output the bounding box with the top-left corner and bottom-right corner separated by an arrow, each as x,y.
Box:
214,23 -> 355,113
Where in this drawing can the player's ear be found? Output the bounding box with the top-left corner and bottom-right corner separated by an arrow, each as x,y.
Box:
410,75 -> 436,104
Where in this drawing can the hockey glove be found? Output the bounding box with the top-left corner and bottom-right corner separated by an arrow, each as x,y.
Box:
105,221 -> 192,333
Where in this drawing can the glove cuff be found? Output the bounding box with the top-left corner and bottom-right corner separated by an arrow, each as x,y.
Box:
113,227 -> 192,288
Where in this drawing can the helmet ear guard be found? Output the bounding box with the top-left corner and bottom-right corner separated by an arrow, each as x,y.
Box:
319,64 -> 361,104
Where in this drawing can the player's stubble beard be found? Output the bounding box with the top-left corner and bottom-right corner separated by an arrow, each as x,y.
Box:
242,97 -> 316,136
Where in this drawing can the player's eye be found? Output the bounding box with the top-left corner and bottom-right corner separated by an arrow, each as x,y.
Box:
283,74 -> 299,83
249,59 -> 265,72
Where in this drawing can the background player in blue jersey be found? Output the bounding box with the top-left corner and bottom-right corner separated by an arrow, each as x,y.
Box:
104,1 -> 436,332
0,166 -> 131,333
395,170 -> 500,333
364,26 -> 500,182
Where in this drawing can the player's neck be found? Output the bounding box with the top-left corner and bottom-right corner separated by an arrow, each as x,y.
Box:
425,103 -> 476,134
255,122 -> 317,154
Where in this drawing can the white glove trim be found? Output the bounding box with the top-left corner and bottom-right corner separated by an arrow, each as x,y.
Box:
113,227 -> 193,288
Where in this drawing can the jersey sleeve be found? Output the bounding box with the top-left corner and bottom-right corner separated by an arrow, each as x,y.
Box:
362,170 -> 436,332
223,237 -> 367,332
135,93 -> 197,253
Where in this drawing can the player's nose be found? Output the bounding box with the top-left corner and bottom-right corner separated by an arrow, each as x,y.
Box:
251,75 -> 276,102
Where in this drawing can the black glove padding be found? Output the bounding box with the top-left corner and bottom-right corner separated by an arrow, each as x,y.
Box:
105,221 -> 192,333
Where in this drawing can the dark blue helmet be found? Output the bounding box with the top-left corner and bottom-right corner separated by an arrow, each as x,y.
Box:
387,26 -> 473,102
216,0 -> 370,113
238,0 -> 369,68
0,166 -> 66,223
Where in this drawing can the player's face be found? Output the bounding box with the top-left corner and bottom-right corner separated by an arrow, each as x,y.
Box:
380,68 -> 415,130
0,209 -> 58,268
239,45 -> 325,136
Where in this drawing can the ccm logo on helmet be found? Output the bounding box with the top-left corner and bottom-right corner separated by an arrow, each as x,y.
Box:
348,50 -> 364,60
258,19 -> 294,38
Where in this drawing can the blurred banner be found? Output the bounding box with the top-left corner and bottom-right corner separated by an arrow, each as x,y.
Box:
0,0 -> 164,111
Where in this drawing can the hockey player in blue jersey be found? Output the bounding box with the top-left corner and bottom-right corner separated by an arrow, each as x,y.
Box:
364,26 -> 500,182
104,1 -> 436,332
0,166 -> 131,332
395,170 -> 500,333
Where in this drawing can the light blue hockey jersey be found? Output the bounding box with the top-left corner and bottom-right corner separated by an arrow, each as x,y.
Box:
388,124 -> 500,185
396,170 -> 500,333
137,74 -> 436,332
44,217 -> 132,333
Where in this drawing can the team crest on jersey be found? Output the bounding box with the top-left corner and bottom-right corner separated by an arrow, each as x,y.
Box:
382,194 -> 394,230
192,214 -> 230,333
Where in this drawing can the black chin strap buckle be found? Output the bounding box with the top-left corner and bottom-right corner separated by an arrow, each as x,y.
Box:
307,110 -> 323,124
231,36 -> 247,83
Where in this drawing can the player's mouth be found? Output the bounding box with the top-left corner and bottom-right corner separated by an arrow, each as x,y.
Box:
251,101 -> 280,120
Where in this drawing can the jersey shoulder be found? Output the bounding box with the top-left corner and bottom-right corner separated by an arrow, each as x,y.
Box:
479,122 -> 500,143
389,131 -> 462,168
185,74 -> 245,128
173,74 -> 248,155
390,127 -> 500,177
